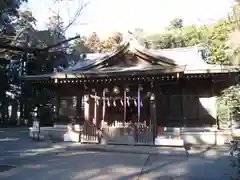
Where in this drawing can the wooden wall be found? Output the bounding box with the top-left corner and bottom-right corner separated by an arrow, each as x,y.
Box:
53,72 -> 235,127
155,78 -> 216,127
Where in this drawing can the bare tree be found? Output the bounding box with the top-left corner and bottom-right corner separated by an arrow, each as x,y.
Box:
50,0 -> 89,33
0,0 -> 90,54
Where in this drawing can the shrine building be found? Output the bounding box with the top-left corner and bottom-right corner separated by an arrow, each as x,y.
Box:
23,35 -> 239,145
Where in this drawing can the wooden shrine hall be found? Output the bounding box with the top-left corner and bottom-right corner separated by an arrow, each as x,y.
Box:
23,35 -> 239,145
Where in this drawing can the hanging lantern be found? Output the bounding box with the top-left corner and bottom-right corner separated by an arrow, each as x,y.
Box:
113,86 -> 120,94
150,94 -> 155,101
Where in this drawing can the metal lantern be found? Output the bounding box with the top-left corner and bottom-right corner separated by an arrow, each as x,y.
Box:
113,86 -> 120,94
150,93 -> 155,101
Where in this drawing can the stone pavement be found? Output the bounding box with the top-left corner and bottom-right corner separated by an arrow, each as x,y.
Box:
0,127 -> 235,179
51,143 -> 185,155
50,142 -> 230,157
0,148 -> 235,180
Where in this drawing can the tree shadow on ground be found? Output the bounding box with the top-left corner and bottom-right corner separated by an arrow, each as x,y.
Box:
0,146 -> 237,180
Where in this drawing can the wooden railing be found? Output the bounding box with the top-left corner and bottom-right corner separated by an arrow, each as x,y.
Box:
81,121 -> 98,142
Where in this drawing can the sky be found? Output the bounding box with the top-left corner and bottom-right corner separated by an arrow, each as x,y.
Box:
23,0 -> 235,39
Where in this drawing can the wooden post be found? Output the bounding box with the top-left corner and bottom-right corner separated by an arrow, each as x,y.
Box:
84,94 -> 89,122
212,78 -> 218,128
137,84 -> 141,125
76,93 -> 83,124
55,81 -> 61,123
150,93 -> 156,145
180,82 -> 184,127
95,90 -> 102,129
93,91 -> 97,125
56,96 -> 60,120
123,87 -> 127,126
196,84 -> 200,124
102,89 -> 106,124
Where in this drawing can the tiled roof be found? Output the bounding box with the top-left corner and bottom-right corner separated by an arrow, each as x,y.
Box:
22,33 -> 239,80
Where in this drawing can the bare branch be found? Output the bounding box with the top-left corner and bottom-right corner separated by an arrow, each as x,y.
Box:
0,44 -> 36,53
48,0 -> 89,33
0,35 -> 80,53
63,0 -> 89,33
12,26 -> 29,43
41,35 -> 80,51
48,8 -> 60,17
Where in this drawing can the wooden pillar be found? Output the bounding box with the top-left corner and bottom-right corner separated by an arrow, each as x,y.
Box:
137,84 -> 141,125
102,88 -> 106,126
55,81 -> 60,122
180,81 -> 185,127
76,92 -> 83,124
150,81 -> 156,145
55,95 -> 60,120
93,91 -> 97,125
150,93 -> 156,145
123,87 -> 127,126
96,90 -> 102,129
196,83 -> 200,124
211,78 -> 218,128
88,90 -> 95,123
84,94 -> 90,122
54,81 -> 61,125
